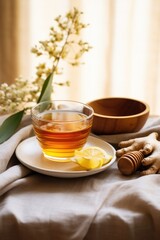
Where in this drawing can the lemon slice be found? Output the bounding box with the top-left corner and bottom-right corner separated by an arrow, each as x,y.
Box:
74,146 -> 112,170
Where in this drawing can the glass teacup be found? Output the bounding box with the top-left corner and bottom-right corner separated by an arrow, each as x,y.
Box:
31,100 -> 94,162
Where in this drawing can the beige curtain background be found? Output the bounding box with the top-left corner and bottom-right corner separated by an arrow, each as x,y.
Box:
0,0 -> 19,84
0,0 -> 160,115
0,0 -> 30,83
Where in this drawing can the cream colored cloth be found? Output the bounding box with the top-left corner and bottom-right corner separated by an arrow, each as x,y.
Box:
0,115 -> 160,240
0,115 -> 33,196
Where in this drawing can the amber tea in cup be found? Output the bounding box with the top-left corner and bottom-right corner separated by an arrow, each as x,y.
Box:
31,100 -> 94,161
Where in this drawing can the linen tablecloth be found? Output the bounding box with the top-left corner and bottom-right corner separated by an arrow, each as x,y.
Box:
0,114 -> 160,240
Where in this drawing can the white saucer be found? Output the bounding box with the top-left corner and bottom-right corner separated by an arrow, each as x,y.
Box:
16,136 -> 116,178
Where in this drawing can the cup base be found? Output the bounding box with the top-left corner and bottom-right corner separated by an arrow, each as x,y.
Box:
43,153 -> 72,162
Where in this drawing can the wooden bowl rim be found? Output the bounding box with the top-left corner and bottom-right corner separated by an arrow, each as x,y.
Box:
87,97 -> 150,119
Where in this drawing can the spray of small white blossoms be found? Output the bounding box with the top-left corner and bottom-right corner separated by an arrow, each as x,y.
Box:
0,8 -> 91,115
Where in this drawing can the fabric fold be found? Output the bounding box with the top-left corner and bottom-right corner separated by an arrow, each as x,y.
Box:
0,164 -> 32,196
0,125 -> 33,173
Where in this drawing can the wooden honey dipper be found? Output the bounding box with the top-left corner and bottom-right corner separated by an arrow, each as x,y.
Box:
117,150 -> 144,176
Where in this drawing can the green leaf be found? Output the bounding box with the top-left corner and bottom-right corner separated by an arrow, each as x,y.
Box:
37,73 -> 53,103
0,72 -> 53,144
0,109 -> 25,143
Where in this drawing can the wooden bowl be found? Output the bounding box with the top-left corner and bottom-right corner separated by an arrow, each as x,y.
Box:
87,97 -> 150,135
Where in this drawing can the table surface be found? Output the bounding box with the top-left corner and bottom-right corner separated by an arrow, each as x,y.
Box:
0,115 -> 160,240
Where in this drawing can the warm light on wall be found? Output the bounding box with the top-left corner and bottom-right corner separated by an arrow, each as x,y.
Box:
27,0 -> 160,115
